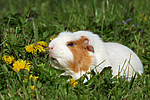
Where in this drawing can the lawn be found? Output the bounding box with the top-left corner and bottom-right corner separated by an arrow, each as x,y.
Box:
0,0 -> 150,99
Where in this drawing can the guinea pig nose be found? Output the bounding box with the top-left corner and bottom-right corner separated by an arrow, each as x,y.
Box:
50,47 -> 54,50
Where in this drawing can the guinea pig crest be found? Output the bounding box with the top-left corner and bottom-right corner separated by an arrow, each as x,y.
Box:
49,31 -> 143,80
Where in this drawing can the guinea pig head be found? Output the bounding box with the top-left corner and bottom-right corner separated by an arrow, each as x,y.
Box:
49,32 -> 96,78
66,36 -> 95,74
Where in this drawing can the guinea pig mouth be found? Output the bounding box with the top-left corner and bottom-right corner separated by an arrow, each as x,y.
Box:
51,57 -> 58,63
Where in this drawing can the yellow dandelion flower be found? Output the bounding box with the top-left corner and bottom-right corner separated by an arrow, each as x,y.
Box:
30,74 -> 33,79
25,41 -> 48,54
70,78 -> 78,87
35,45 -> 45,53
30,86 -> 35,90
23,75 -> 28,83
144,17 -> 147,21
70,78 -> 76,84
28,85 -> 35,91
141,13 -> 144,17
25,44 -> 37,54
13,60 -> 31,72
2,55 -> 15,64
32,76 -> 39,82
3,55 -> 8,62
5,43 -> 8,46
13,60 -> 26,72
37,41 -> 47,47
28,85 -> 35,95
30,75 -> 39,82
24,61 -> 32,71
50,35 -> 57,41
39,63 -> 43,65
45,47 -> 49,50
2,55 -> 7,60
31,92 -> 34,95
72,82 -> 78,87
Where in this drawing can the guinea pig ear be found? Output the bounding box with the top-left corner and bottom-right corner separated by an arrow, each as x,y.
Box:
87,45 -> 95,53
83,38 -> 95,53
83,38 -> 89,46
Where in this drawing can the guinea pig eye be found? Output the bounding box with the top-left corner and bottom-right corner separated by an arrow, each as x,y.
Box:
67,42 -> 75,47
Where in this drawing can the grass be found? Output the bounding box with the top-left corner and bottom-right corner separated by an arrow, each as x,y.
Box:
0,0 -> 150,99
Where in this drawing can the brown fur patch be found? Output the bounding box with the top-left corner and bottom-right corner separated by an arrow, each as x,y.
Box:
66,36 -> 94,73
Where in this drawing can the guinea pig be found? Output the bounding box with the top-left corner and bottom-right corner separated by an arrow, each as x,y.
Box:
48,31 -> 143,80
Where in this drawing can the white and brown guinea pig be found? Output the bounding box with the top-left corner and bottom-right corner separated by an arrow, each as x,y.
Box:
48,31 -> 143,80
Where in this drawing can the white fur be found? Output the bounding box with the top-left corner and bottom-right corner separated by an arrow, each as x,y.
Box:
49,32 -> 74,70
49,31 -> 143,80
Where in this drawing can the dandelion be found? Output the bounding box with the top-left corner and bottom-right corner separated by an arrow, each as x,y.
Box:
70,78 -> 78,87
29,74 -> 33,79
35,44 -> 45,53
30,75 -> 39,82
39,63 -> 43,65
30,86 -> 35,90
13,60 -> 31,72
32,76 -> 39,82
137,13 -> 147,22
5,43 -> 8,46
23,75 -> 28,83
35,41 -> 48,53
25,41 -> 48,54
24,61 -> 32,71
141,13 -> 144,17
13,60 -> 26,72
2,55 -> 15,64
45,47 -> 49,50
37,41 -> 47,47
50,35 -> 57,41
144,17 -> 147,21
25,44 -> 37,54
28,85 -> 35,95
